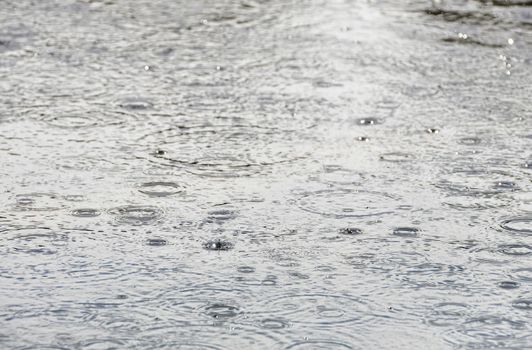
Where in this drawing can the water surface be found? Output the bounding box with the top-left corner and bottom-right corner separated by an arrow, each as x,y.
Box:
1,0 -> 531,349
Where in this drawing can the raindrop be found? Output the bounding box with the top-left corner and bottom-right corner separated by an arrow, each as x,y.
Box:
203,239 -> 233,251
494,181 -> 518,190
356,118 -> 379,126
203,303 -> 239,320
339,228 -> 363,236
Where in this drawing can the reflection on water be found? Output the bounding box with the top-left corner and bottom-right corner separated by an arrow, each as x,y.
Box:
0,0 -> 531,349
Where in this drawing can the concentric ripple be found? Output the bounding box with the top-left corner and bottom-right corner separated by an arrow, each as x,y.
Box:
425,302 -> 470,327
500,217 -> 532,235
108,205 -> 163,226
392,227 -> 420,238
137,124 -> 309,177
379,152 -> 414,163
284,340 -> 354,350
14,193 -> 65,211
36,105 -> 135,129
263,293 -> 373,325
497,244 -> 532,256
297,189 -> 400,218
1,228 -> 67,255
138,182 -> 184,197
71,208 -> 101,218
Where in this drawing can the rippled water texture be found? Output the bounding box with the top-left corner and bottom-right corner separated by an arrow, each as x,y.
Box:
1,0 -> 531,349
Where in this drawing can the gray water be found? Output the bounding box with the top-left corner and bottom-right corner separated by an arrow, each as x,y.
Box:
1,0 -> 531,349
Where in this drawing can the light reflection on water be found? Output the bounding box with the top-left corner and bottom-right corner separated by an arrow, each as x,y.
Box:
0,0 -> 531,349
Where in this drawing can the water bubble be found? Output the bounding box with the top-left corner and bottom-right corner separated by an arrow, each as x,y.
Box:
203,239 -> 233,251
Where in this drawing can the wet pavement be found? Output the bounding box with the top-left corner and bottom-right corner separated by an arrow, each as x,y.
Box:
0,0 -> 531,349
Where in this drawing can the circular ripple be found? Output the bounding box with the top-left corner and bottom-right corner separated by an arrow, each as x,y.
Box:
2,228 -> 67,255
201,303 -> 240,320
146,238 -> 168,246
512,299 -> 532,310
71,208 -> 101,218
138,182 -> 184,197
14,193 -> 64,211
379,152 -> 414,163
458,137 -> 482,146
297,189 -> 399,218
263,293 -> 372,325
498,281 -> 519,289
117,96 -> 154,111
511,268 -> 532,282
237,266 -> 255,273
205,209 -> 237,223
497,244 -> 532,256
109,205 -> 163,226
500,217 -> 532,235
260,318 -> 289,329
285,340 -> 353,350
38,106 -> 134,129
426,302 -> 470,327
138,124 -> 308,177
392,227 -> 420,238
